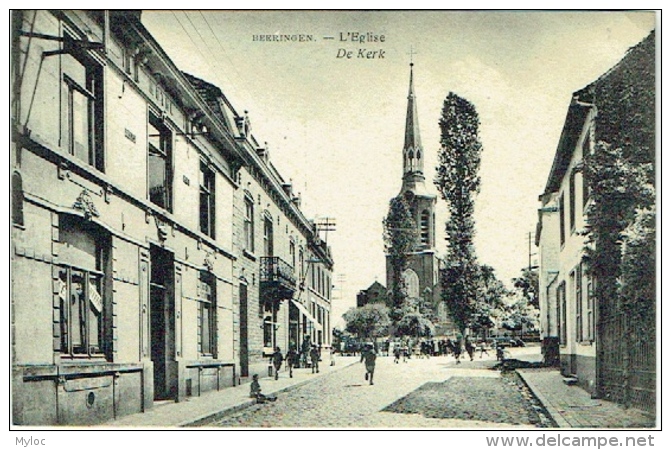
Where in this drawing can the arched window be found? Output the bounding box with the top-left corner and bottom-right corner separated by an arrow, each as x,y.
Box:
420,210 -> 430,245
12,171 -> 24,226
402,269 -> 420,299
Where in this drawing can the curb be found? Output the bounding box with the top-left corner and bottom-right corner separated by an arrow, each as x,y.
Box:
515,369 -> 568,428
182,358 -> 360,427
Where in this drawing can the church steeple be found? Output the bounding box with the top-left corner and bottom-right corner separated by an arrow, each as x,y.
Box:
401,62 -> 427,195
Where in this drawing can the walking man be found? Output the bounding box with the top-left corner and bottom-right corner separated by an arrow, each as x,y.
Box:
286,346 -> 298,378
465,336 -> 475,361
271,346 -> 283,380
360,344 -> 377,385
309,345 -> 320,374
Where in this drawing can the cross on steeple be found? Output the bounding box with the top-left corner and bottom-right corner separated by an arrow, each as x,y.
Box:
408,46 -> 418,65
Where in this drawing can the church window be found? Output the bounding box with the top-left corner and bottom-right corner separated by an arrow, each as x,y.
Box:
402,269 -> 420,299
420,210 -> 430,245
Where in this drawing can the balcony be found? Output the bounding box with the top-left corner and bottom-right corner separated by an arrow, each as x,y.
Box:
260,257 -> 296,301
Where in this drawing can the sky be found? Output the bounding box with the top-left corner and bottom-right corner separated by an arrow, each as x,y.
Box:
142,10 -> 656,327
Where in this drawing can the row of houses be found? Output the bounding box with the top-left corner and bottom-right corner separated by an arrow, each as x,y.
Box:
536,30 -> 655,414
11,10 -> 334,425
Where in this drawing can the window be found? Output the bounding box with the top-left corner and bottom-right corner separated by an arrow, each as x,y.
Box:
420,210 -> 430,245
263,216 -> 273,256
198,271 -> 216,356
244,196 -> 254,252
290,241 -> 296,268
311,264 -> 315,290
569,171 -> 577,232
586,277 -> 594,341
559,194 -> 565,246
574,264 -> 583,342
12,171 -> 23,226
263,316 -> 273,349
299,249 -> 304,280
322,270 -> 326,297
558,282 -> 567,346
148,113 -> 172,211
57,215 -> 109,358
582,137 -> 591,207
62,34 -> 104,171
199,162 -> 215,238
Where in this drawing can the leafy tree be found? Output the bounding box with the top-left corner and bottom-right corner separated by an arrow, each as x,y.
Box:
383,196 -> 418,320
396,312 -> 435,338
392,295 -> 437,338
584,142 -> 655,321
342,303 -> 391,340
499,291 -> 540,339
434,92 -> 483,335
512,268 -> 539,309
470,264 -> 508,339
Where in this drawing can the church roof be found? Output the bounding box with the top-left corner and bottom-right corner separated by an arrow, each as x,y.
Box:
404,63 -> 422,151
366,280 -> 387,292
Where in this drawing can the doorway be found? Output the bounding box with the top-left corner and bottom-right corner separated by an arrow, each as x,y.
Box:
239,283 -> 249,377
150,245 -> 175,400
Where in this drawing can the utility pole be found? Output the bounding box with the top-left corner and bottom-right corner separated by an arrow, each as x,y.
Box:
316,217 -> 336,243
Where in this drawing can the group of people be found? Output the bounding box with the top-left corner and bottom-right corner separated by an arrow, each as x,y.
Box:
251,341 -> 334,403
271,343 -> 333,380
385,336 -> 494,364
250,336 -> 502,403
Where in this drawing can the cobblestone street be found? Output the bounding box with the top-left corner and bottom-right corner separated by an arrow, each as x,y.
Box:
198,350 -> 546,428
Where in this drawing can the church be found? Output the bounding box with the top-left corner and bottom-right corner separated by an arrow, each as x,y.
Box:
384,63 -> 453,334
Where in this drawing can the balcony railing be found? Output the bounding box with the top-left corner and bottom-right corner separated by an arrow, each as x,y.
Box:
260,257 -> 296,300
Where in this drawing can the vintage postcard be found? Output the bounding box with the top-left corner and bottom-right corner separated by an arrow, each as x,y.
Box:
9,8 -> 658,442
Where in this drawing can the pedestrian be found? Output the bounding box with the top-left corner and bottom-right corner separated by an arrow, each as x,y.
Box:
309,344 -> 320,373
360,344 -> 377,385
250,374 -> 277,403
270,347 -> 283,380
329,346 -> 336,366
402,343 -> 410,363
286,346 -> 298,378
465,336 -> 475,361
393,344 -> 401,364
479,341 -> 490,358
301,336 -> 311,368
454,337 -> 463,364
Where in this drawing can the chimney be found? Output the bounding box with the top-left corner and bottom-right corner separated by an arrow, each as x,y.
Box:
282,182 -> 293,197
292,192 -> 302,208
256,142 -> 269,162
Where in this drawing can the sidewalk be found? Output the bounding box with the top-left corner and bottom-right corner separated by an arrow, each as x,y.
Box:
100,356 -> 359,428
517,369 -> 656,429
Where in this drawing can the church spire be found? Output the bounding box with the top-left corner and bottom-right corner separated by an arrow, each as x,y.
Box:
401,62 -> 426,194
404,63 -> 422,155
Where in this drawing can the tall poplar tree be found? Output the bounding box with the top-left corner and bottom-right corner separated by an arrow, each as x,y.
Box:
434,92 -> 483,335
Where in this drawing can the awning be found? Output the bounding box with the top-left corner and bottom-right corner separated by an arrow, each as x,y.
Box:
291,299 -> 323,331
